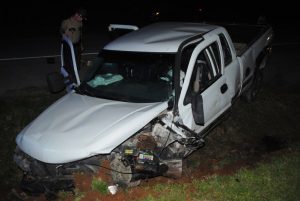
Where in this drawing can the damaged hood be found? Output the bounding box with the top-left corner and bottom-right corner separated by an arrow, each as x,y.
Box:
16,93 -> 168,164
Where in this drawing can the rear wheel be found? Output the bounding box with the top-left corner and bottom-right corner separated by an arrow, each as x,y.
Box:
243,69 -> 264,103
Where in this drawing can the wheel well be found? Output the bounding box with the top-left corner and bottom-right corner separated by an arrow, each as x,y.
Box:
256,46 -> 271,68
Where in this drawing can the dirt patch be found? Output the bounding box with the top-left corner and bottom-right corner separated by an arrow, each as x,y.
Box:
96,160 -> 114,184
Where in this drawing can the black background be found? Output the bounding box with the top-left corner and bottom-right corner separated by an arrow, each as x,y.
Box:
1,0 -> 299,39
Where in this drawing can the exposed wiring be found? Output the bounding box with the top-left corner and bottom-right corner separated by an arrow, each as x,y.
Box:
158,129 -> 171,157
98,164 -> 133,175
158,114 -> 175,157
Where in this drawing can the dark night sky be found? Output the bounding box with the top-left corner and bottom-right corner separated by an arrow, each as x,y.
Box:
1,0 -> 299,39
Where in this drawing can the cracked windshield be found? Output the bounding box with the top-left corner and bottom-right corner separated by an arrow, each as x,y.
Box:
79,51 -> 175,103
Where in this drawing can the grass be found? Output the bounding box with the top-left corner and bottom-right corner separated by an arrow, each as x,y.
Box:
91,177 -> 108,194
1,85 -> 299,201
0,87 -> 64,198
151,183 -> 189,201
139,151 -> 300,201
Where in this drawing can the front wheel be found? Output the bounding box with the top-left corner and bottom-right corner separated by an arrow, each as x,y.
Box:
109,153 -> 141,188
242,69 -> 264,103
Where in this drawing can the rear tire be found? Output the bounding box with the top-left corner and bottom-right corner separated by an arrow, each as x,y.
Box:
243,69 -> 264,103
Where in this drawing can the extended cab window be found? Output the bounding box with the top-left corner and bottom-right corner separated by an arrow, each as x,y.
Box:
219,34 -> 232,66
184,43 -> 220,105
207,42 -> 221,74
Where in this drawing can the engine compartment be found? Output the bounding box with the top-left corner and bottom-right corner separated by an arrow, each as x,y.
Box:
14,117 -> 205,194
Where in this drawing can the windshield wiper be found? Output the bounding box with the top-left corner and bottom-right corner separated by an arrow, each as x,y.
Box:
75,85 -> 96,97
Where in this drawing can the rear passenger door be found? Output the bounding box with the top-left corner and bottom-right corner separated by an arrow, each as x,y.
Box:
178,35 -> 231,130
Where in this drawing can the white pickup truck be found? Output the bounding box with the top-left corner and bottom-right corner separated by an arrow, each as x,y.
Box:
14,22 -> 273,193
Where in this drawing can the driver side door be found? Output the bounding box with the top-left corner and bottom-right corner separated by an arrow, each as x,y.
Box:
178,36 -> 231,131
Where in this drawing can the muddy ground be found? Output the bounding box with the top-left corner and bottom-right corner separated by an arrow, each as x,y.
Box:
0,44 -> 300,200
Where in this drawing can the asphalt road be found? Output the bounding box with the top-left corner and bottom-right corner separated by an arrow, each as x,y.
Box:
0,33 -> 109,95
0,27 -> 299,95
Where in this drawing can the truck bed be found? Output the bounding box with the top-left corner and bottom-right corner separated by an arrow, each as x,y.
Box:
221,24 -> 271,56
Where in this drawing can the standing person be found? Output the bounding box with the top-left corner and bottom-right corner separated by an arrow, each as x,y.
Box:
60,8 -> 87,91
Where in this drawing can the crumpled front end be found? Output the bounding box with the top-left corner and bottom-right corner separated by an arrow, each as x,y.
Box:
13,146 -> 105,194
13,111 -> 208,195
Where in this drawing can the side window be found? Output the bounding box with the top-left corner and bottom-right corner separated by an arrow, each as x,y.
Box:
180,44 -> 197,87
219,34 -> 232,66
184,46 -> 217,105
180,44 -> 197,73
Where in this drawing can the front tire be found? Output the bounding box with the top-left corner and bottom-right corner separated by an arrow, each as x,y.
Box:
109,153 -> 141,188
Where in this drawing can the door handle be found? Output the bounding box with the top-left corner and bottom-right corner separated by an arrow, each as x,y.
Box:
220,83 -> 228,94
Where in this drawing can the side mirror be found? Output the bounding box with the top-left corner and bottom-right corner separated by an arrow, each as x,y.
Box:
46,72 -> 65,93
191,93 -> 205,126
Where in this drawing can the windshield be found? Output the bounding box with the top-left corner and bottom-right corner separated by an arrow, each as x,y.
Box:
78,50 -> 175,103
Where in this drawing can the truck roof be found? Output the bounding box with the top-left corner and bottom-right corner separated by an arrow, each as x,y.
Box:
103,22 -> 218,53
